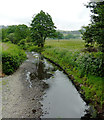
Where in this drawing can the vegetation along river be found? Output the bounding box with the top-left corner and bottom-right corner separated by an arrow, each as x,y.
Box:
30,52 -> 90,118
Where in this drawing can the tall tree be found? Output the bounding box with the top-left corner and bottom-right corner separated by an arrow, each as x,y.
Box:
31,10 -> 56,47
81,1 -> 104,51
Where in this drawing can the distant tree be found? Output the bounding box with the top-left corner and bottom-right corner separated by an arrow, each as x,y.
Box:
64,34 -> 75,39
7,25 -> 17,34
15,24 -> 29,44
50,31 -> 64,40
31,10 -> 56,47
2,25 -> 17,41
56,31 -> 64,39
81,1 -> 104,51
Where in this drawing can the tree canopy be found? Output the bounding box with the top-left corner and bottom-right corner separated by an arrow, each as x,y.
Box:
30,10 -> 56,47
81,1 -> 104,51
15,24 -> 29,44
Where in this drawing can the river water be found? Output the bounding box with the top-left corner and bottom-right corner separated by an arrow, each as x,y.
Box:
30,52 -> 89,118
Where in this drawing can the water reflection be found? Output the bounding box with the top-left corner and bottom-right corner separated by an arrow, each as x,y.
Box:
29,52 -> 90,118
41,70 -> 89,118
30,56 -> 53,80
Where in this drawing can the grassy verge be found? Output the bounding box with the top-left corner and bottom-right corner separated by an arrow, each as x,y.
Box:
42,39 -> 104,114
1,42 -> 26,75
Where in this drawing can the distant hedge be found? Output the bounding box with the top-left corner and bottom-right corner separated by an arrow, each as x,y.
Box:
2,43 -> 27,75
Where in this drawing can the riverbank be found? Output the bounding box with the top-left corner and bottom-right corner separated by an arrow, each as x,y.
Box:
2,52 -> 47,118
42,39 -> 104,118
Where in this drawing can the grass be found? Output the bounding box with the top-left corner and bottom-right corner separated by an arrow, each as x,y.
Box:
42,39 -> 104,113
45,39 -> 85,51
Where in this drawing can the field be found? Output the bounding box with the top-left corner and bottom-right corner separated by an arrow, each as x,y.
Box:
45,39 -> 84,51
42,39 -> 104,114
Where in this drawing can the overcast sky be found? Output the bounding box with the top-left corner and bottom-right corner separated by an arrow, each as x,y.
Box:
0,0 -> 91,30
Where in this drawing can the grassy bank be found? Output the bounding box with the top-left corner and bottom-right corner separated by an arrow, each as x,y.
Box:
42,39 -> 104,114
1,42 -> 26,75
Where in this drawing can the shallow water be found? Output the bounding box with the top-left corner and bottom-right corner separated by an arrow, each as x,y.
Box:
41,70 -> 89,118
30,52 -> 89,118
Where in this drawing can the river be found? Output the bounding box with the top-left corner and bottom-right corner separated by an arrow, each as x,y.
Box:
30,52 -> 90,118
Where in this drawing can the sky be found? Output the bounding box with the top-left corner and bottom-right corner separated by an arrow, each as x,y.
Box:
0,0 -> 91,30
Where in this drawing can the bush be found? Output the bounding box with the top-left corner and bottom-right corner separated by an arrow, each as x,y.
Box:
76,52 -> 104,77
2,43 -> 26,75
29,45 -> 43,53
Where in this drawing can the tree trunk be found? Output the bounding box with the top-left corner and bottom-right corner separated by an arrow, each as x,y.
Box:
41,43 -> 44,48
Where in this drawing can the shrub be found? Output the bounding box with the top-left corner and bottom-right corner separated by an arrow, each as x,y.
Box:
76,52 -> 104,77
2,43 -> 26,75
29,45 -> 43,53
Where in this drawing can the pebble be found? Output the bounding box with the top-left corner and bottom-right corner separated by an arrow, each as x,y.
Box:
32,109 -> 36,113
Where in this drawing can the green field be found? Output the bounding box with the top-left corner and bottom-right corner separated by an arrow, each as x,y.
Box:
45,39 -> 84,51
42,39 -> 104,114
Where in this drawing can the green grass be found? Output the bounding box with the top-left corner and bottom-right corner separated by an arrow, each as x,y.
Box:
42,39 -> 104,112
45,39 -> 85,51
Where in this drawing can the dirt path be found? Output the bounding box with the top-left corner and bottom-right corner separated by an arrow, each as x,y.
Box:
2,52 -> 46,118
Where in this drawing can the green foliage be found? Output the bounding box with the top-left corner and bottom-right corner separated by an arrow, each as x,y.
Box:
81,25 -> 95,46
6,25 -> 17,34
81,1 -> 104,51
15,24 -> 30,44
64,34 -> 76,39
76,52 -> 104,77
51,31 -> 64,39
0,29 -> 2,41
2,25 -> 31,45
2,28 -> 7,40
7,33 -> 16,43
30,10 -> 56,47
2,43 -> 26,75
29,45 -> 43,53
17,36 -> 33,50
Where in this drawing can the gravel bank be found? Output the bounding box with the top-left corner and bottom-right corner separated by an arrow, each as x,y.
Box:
2,52 -> 46,118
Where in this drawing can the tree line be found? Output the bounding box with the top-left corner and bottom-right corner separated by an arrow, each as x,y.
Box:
2,1 -> 104,51
2,24 -> 80,49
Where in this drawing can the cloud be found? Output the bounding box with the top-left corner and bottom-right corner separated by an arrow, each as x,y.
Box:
0,0 -> 91,30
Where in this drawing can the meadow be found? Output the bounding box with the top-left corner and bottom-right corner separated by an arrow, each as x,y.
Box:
45,39 -> 84,51
42,39 -> 104,113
